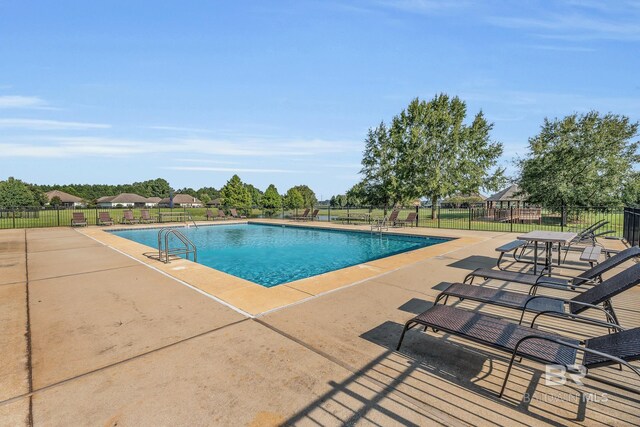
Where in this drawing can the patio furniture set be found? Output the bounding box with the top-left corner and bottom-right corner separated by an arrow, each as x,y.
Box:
395,221 -> 640,398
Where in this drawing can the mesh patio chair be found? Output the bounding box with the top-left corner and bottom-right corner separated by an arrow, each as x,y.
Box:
437,262 -> 640,326
98,212 -> 114,226
464,246 -> 640,292
396,304 -> 640,398
121,210 -> 140,225
71,212 -> 87,227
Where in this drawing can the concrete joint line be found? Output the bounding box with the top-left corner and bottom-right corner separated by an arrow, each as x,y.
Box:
0,318 -> 250,408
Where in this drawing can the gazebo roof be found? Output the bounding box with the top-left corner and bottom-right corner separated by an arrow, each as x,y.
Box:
486,184 -> 526,202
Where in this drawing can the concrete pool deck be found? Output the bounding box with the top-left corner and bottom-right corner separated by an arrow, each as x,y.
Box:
0,223 -> 638,425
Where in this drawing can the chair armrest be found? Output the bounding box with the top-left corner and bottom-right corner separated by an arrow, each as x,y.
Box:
529,310 -> 624,332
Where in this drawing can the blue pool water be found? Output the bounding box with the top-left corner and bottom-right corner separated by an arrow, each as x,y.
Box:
111,224 -> 450,287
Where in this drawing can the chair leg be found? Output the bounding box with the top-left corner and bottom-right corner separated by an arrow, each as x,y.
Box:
396,321 -> 417,351
496,252 -> 506,270
499,351 -> 520,398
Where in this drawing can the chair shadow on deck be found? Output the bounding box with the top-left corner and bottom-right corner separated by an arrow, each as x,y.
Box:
447,255 -> 497,271
281,297 -> 640,426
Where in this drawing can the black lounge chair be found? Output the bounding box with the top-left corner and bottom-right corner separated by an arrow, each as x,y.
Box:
437,263 -> 640,326
396,304 -> 640,397
464,246 -> 640,291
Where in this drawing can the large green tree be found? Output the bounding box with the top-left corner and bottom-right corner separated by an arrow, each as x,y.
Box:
392,95 -> 504,218
220,175 -> 252,210
284,188 -> 304,210
244,184 -> 263,207
291,185 -> 317,208
261,184 -> 282,216
518,112 -> 639,209
356,95 -> 504,217
0,177 -> 38,207
359,122 -> 403,207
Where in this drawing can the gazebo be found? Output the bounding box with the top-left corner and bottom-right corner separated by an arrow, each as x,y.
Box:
485,184 -> 540,224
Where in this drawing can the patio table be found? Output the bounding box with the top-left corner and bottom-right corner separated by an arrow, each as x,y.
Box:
517,231 -> 577,275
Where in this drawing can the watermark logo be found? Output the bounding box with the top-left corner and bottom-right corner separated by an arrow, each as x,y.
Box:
545,364 -> 586,387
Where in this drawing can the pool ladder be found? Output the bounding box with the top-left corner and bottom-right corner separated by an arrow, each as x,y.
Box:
157,228 -> 197,264
371,217 -> 389,235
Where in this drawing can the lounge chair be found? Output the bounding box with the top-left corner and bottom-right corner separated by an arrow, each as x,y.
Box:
230,208 -> 246,219
140,209 -> 155,223
371,209 -> 400,229
98,212 -> 114,226
215,210 -> 227,220
464,246 -> 640,291
396,304 -> 640,397
396,212 -> 417,227
386,209 -> 400,226
292,208 -> 310,221
302,209 -> 319,221
71,212 -> 87,227
205,209 -> 215,220
121,210 -> 140,225
437,263 -> 640,326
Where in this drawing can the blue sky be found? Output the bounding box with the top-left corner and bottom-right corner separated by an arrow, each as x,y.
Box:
1,0 -> 638,199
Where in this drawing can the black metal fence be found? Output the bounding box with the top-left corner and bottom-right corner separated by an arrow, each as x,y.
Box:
0,205 -> 631,240
624,207 -> 640,246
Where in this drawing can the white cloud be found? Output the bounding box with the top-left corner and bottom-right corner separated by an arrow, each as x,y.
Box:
0,118 -> 111,130
0,136 -> 360,159
0,96 -> 47,109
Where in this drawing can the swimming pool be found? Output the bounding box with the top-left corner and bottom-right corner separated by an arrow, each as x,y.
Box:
111,223 -> 450,287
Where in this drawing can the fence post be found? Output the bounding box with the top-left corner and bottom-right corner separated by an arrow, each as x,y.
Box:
12,208 -> 15,229
560,205 -> 565,231
415,205 -> 419,227
510,206 -> 514,232
328,205 -> 331,222
57,206 -> 60,227
437,206 -> 441,228
468,207 -> 472,230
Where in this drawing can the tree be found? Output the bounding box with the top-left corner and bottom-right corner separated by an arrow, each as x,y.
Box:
346,182 -> 365,206
176,187 -> 198,197
244,184 -> 263,207
284,188 -> 304,210
220,175 -> 252,211
391,95 -> 504,218
291,185 -> 317,208
0,177 -> 38,207
261,184 -> 282,216
50,196 -> 62,207
199,193 -> 212,205
518,112 -> 639,209
359,122 -> 403,208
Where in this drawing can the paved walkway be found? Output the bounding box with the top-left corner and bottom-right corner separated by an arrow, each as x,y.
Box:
0,226 -> 637,426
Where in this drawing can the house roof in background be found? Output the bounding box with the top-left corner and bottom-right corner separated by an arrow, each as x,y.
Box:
97,193 -> 148,204
486,184 -> 526,202
45,190 -> 82,203
159,194 -> 202,204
